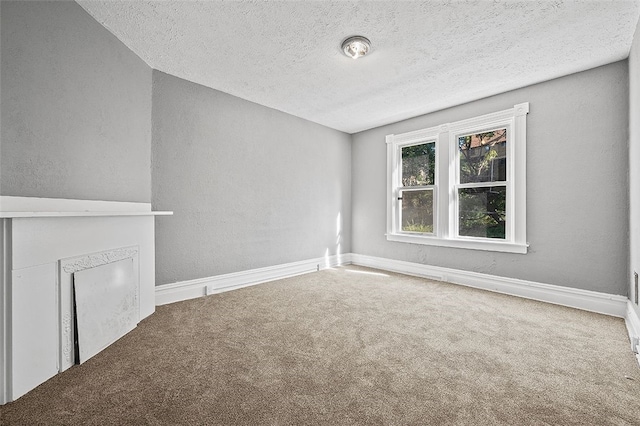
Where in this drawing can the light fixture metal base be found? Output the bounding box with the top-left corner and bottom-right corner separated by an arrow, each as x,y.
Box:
342,36 -> 371,59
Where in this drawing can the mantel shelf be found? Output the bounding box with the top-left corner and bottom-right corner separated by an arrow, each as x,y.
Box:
1,211 -> 173,218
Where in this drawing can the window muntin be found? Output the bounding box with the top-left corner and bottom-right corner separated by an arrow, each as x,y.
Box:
386,103 -> 528,253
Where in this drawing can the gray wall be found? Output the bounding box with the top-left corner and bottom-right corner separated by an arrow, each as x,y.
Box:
1,1 -> 152,202
630,19 -> 640,314
352,62 -> 629,295
2,0 -> 632,298
152,71 -> 352,285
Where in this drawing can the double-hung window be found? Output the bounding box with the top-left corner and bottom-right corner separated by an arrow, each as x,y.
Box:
386,103 -> 529,253
398,139 -> 437,234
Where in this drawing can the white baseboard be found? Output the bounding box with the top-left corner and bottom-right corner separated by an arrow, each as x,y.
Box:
155,253 -> 352,305
625,301 -> 640,363
156,252 -> 638,364
350,254 -> 628,318
157,252 -> 628,317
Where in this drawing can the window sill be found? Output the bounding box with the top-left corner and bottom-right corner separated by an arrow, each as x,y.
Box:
386,233 -> 528,254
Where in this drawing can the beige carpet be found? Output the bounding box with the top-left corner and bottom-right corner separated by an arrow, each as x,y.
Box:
2,265 -> 639,425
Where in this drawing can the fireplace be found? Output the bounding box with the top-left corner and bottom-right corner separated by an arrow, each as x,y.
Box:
0,196 -> 171,403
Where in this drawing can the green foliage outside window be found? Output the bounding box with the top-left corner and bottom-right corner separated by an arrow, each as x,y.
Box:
400,142 -> 436,233
401,190 -> 434,233
402,142 -> 435,186
458,129 -> 506,184
458,187 -> 506,239
458,129 -> 507,239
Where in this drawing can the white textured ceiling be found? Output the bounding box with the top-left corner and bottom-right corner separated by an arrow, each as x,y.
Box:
77,1 -> 640,134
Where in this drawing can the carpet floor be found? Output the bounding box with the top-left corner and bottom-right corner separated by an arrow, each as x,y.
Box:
2,265 -> 639,425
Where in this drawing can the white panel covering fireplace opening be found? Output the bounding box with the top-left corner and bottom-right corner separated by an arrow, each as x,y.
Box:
62,248 -> 139,366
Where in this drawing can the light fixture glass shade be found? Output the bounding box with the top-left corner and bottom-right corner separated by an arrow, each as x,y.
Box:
342,36 -> 371,59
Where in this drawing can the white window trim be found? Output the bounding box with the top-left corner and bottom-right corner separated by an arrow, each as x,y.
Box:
386,103 -> 529,254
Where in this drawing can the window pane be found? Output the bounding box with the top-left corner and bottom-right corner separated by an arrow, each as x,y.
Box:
458,186 -> 506,239
458,129 -> 506,184
401,189 -> 434,233
402,142 -> 435,186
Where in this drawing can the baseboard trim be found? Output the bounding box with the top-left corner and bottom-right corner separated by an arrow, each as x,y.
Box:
158,252 -> 628,317
155,253 -> 628,316
156,252 -> 637,364
155,253 -> 352,305
350,254 -> 628,318
625,301 -> 640,363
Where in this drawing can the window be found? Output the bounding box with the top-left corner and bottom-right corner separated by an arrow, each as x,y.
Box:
400,141 -> 436,234
386,103 -> 529,253
456,128 -> 507,239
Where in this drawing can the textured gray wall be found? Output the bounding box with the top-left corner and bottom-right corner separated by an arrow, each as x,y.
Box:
352,62 -> 629,295
152,71 -> 352,285
630,20 -> 640,313
1,1 -> 152,202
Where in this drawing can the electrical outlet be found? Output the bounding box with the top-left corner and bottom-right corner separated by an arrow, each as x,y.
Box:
635,272 -> 639,305
633,337 -> 640,354
317,264 -> 320,272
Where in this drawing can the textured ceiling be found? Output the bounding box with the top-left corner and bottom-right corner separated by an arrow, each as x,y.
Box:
77,1 -> 640,134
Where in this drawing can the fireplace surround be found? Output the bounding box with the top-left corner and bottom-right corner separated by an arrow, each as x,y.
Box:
0,197 -> 171,404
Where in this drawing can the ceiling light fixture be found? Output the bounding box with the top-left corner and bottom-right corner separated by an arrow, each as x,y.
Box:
341,36 -> 371,59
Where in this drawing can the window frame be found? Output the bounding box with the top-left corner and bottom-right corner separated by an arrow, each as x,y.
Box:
386,103 -> 529,254
387,128 -> 441,240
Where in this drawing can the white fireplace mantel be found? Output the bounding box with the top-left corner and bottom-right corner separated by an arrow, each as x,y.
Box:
0,196 -> 172,404
1,211 -> 172,218
0,195 -> 172,218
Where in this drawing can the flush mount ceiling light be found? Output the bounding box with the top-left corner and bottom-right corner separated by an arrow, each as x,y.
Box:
341,36 -> 371,59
